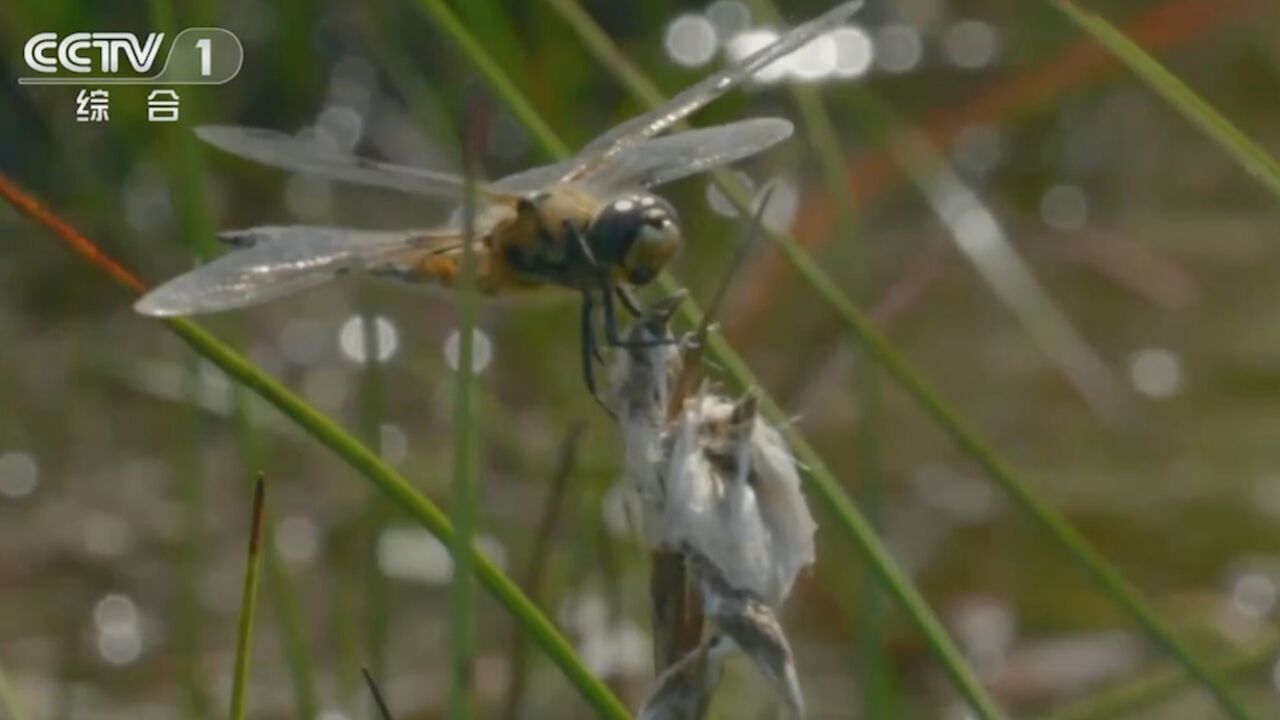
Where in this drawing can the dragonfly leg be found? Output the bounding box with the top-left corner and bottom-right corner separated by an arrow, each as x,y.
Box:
580,294 -> 616,418
615,285 -> 644,316
588,290 -> 605,363
562,219 -> 604,278
602,283 -> 679,349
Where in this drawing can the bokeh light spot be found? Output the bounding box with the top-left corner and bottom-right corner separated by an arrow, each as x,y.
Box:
0,451 -> 38,499
664,14 -> 718,68
339,315 -> 400,365
874,25 -> 922,74
1129,348 -> 1183,399
1040,184 -> 1090,231
444,328 -> 493,374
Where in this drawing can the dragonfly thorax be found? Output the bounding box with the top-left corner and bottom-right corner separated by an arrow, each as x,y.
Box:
588,192 -> 681,286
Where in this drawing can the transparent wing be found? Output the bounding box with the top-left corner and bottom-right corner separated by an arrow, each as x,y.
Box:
560,1 -> 861,184
580,118 -> 793,194
490,158 -> 579,194
197,126 -> 509,200
134,226 -> 447,316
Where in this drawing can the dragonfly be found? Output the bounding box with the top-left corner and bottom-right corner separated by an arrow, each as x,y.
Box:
135,1 -> 862,406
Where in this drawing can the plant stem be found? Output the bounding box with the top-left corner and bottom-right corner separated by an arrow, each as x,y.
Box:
266,545 -> 320,720
229,477 -> 267,720
538,3 -> 1257,718
448,109 -> 483,720
1054,0 -> 1280,204
0,175 -> 632,720
358,292 -> 392,691
503,425 -> 584,720
426,0 -> 1003,716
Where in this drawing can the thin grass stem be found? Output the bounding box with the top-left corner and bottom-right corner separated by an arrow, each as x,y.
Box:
502,425 -> 584,720
512,4 -> 1002,717
0,175 -> 631,720
227,401 -> 319,720
741,2 -> 898,711
229,476 -> 267,720
358,293 -> 393,692
1054,0 -> 1280,203
448,101 -> 484,720
534,4 -> 1257,718
413,0 -> 570,160
362,667 -> 396,720
145,2 -> 219,714
266,548 -> 319,720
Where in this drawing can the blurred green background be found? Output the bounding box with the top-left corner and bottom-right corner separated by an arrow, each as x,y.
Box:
2,0 -> 1280,718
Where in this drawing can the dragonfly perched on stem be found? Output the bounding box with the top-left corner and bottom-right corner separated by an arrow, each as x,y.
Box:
135,1 -> 863,406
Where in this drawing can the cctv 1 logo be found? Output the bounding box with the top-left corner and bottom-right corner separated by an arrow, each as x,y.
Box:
20,28 -> 243,85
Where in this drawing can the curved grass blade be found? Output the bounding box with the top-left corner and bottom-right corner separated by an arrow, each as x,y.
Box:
362,667 -> 397,720
1054,0 -> 1280,202
559,0 -> 1118,419
413,0 -> 569,160
229,476 -> 267,720
668,184 -> 773,417
544,3 -> 1258,717
741,2 -> 897,711
415,1 -> 1002,716
0,175 -> 631,720
448,101 -> 484,720
860,102 -> 1122,420
503,424 -> 585,720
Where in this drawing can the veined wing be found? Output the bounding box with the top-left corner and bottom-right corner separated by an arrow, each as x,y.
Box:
560,1 -> 861,184
490,158 -> 579,194
197,126 -> 511,201
134,226 -> 456,316
579,118 -> 793,194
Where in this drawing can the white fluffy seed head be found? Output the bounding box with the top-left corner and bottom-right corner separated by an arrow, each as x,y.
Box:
610,300 -> 684,543
649,390 -> 815,606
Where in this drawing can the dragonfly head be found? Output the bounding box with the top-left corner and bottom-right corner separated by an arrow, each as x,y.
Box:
589,192 -> 681,286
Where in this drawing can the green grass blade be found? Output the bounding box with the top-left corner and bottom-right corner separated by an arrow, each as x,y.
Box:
413,0 -> 570,159
677,291 -> 1004,719
362,667 -> 397,720
502,426 -> 583,720
174,354 -> 212,720
549,6 -> 1255,718
751,230 -> 1256,720
356,305 -> 392,705
424,1 -> 1002,716
167,315 -> 627,719
265,548 -> 319,720
448,117 -> 483,720
141,2 -> 325,712
229,476 -> 267,720
444,2 -> 1255,717
146,3 -> 218,714
746,3 -> 898,711
1054,0 -> 1280,202
0,178 -> 631,720
844,91 -> 1121,420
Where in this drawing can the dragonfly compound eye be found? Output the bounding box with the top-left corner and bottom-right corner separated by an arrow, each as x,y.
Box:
590,193 -> 682,287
